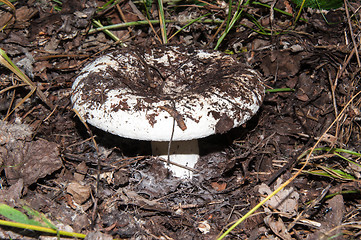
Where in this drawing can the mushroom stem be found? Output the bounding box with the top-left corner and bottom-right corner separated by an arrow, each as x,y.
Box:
151,139 -> 199,178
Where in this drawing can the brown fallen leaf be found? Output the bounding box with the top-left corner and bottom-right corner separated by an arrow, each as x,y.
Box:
257,178 -> 299,216
67,181 -> 91,205
211,182 -> 226,191
264,215 -> 292,240
1,122 -> 62,186
260,50 -> 301,77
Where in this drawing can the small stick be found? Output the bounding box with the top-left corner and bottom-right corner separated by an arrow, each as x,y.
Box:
158,105 -> 187,131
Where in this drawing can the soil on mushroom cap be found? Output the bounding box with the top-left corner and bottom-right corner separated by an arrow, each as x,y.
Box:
77,45 -> 263,106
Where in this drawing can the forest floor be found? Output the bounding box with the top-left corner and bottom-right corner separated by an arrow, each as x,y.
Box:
0,0 -> 361,239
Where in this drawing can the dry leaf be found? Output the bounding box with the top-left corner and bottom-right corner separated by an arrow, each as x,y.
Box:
211,182 -> 226,191
67,181 -> 91,205
257,178 -> 299,216
264,215 -> 292,240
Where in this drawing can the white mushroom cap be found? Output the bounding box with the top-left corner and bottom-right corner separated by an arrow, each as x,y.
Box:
71,45 -> 264,141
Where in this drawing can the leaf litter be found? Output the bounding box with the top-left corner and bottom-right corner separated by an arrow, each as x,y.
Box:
0,0 -> 360,239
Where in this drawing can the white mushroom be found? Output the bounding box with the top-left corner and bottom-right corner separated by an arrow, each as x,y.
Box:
71,45 -> 264,178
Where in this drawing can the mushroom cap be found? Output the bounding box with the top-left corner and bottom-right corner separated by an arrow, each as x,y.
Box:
72,45 -> 264,141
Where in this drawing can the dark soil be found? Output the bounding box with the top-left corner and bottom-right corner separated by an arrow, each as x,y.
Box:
0,0 -> 361,239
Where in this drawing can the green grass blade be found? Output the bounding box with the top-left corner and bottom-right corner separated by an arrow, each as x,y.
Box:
0,219 -> 86,238
245,13 -> 271,35
328,148 -> 361,157
266,88 -> 295,93
22,206 -> 57,230
225,0 -> 234,30
215,0 -> 251,50
158,0 -> 168,43
168,13 -> 211,40
294,0 -> 306,24
143,0 -> 153,19
0,0 -> 16,31
97,0 -> 121,12
252,1 -> 308,23
88,18 -> 225,34
324,190 -> 361,200
92,19 -> 121,42
291,0 -> 343,10
88,19 -> 173,34
334,153 -> 361,169
303,167 -> 355,180
0,49 -> 53,109
0,204 -> 44,227
0,49 -> 34,87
